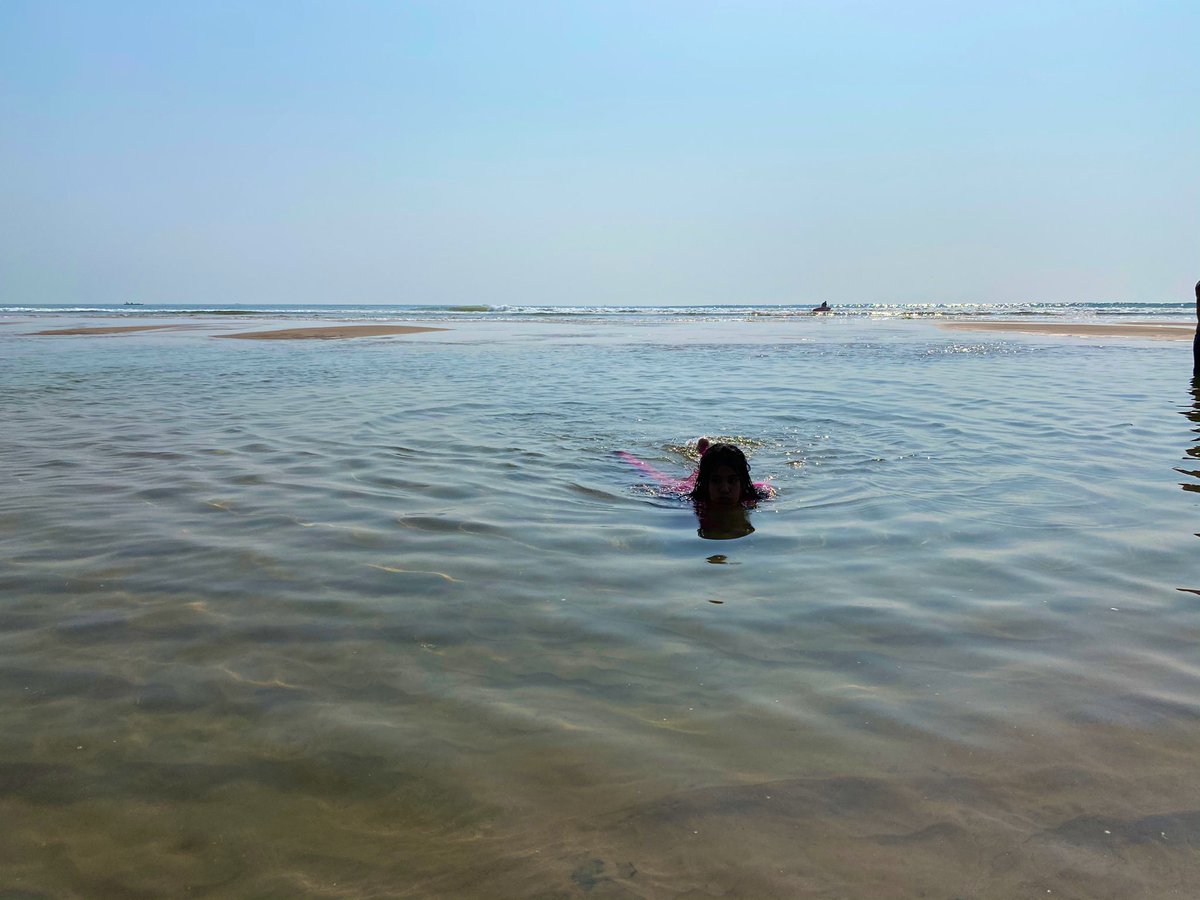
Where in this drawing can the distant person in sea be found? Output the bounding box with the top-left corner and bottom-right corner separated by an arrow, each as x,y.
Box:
1193,280 -> 1200,377
812,301 -> 831,313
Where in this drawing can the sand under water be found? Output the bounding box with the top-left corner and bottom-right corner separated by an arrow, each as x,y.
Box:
216,324 -> 449,340
3,311 -> 1200,897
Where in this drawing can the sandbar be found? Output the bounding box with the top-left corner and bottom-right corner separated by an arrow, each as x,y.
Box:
30,324 -> 192,336
938,320 -> 1194,340
216,325 -> 448,340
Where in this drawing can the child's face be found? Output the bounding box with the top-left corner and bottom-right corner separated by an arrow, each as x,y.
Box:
706,465 -> 742,505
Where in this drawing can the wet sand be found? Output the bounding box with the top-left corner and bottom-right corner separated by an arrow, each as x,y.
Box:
216,325 -> 448,340
939,319 -> 1195,340
29,324 -> 193,336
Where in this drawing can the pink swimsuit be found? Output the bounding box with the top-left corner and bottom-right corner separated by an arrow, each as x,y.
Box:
617,450 -> 772,497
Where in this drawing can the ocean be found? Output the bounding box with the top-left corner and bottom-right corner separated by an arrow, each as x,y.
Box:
3,303 -> 1199,897
1,298 -> 1194,322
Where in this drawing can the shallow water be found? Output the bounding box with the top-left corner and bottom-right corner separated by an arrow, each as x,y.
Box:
3,316 -> 1200,897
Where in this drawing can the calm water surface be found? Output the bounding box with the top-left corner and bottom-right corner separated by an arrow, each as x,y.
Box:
3,316 -> 1200,898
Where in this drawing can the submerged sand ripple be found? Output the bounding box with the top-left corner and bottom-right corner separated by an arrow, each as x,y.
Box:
215,325 -> 448,340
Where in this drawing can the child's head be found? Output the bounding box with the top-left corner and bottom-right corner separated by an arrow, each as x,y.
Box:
689,443 -> 758,505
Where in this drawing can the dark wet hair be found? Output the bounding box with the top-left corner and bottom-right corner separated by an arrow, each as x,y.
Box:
688,443 -> 765,503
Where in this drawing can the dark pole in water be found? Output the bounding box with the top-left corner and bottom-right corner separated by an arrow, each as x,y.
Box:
1193,280 -> 1200,378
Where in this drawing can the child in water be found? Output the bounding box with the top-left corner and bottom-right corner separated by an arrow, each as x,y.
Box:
688,438 -> 771,507
615,438 -> 770,539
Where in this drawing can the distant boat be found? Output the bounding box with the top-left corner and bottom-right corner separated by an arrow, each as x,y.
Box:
123,302 -> 144,306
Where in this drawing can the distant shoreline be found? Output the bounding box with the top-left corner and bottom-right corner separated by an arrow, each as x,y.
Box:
20,317 -> 1198,343
29,324 -> 196,336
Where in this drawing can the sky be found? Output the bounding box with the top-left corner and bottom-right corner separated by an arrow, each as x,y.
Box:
1,1 -> 1196,307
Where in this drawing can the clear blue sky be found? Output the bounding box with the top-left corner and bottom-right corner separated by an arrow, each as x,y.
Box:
2,1 -> 1196,306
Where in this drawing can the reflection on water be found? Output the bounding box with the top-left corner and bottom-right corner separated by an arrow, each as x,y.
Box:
4,319 -> 1200,897
695,502 -> 755,539
1175,378 -> 1200,595
1176,379 -> 1200,489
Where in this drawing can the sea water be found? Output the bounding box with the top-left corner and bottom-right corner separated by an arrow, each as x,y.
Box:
2,312 -> 1199,897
